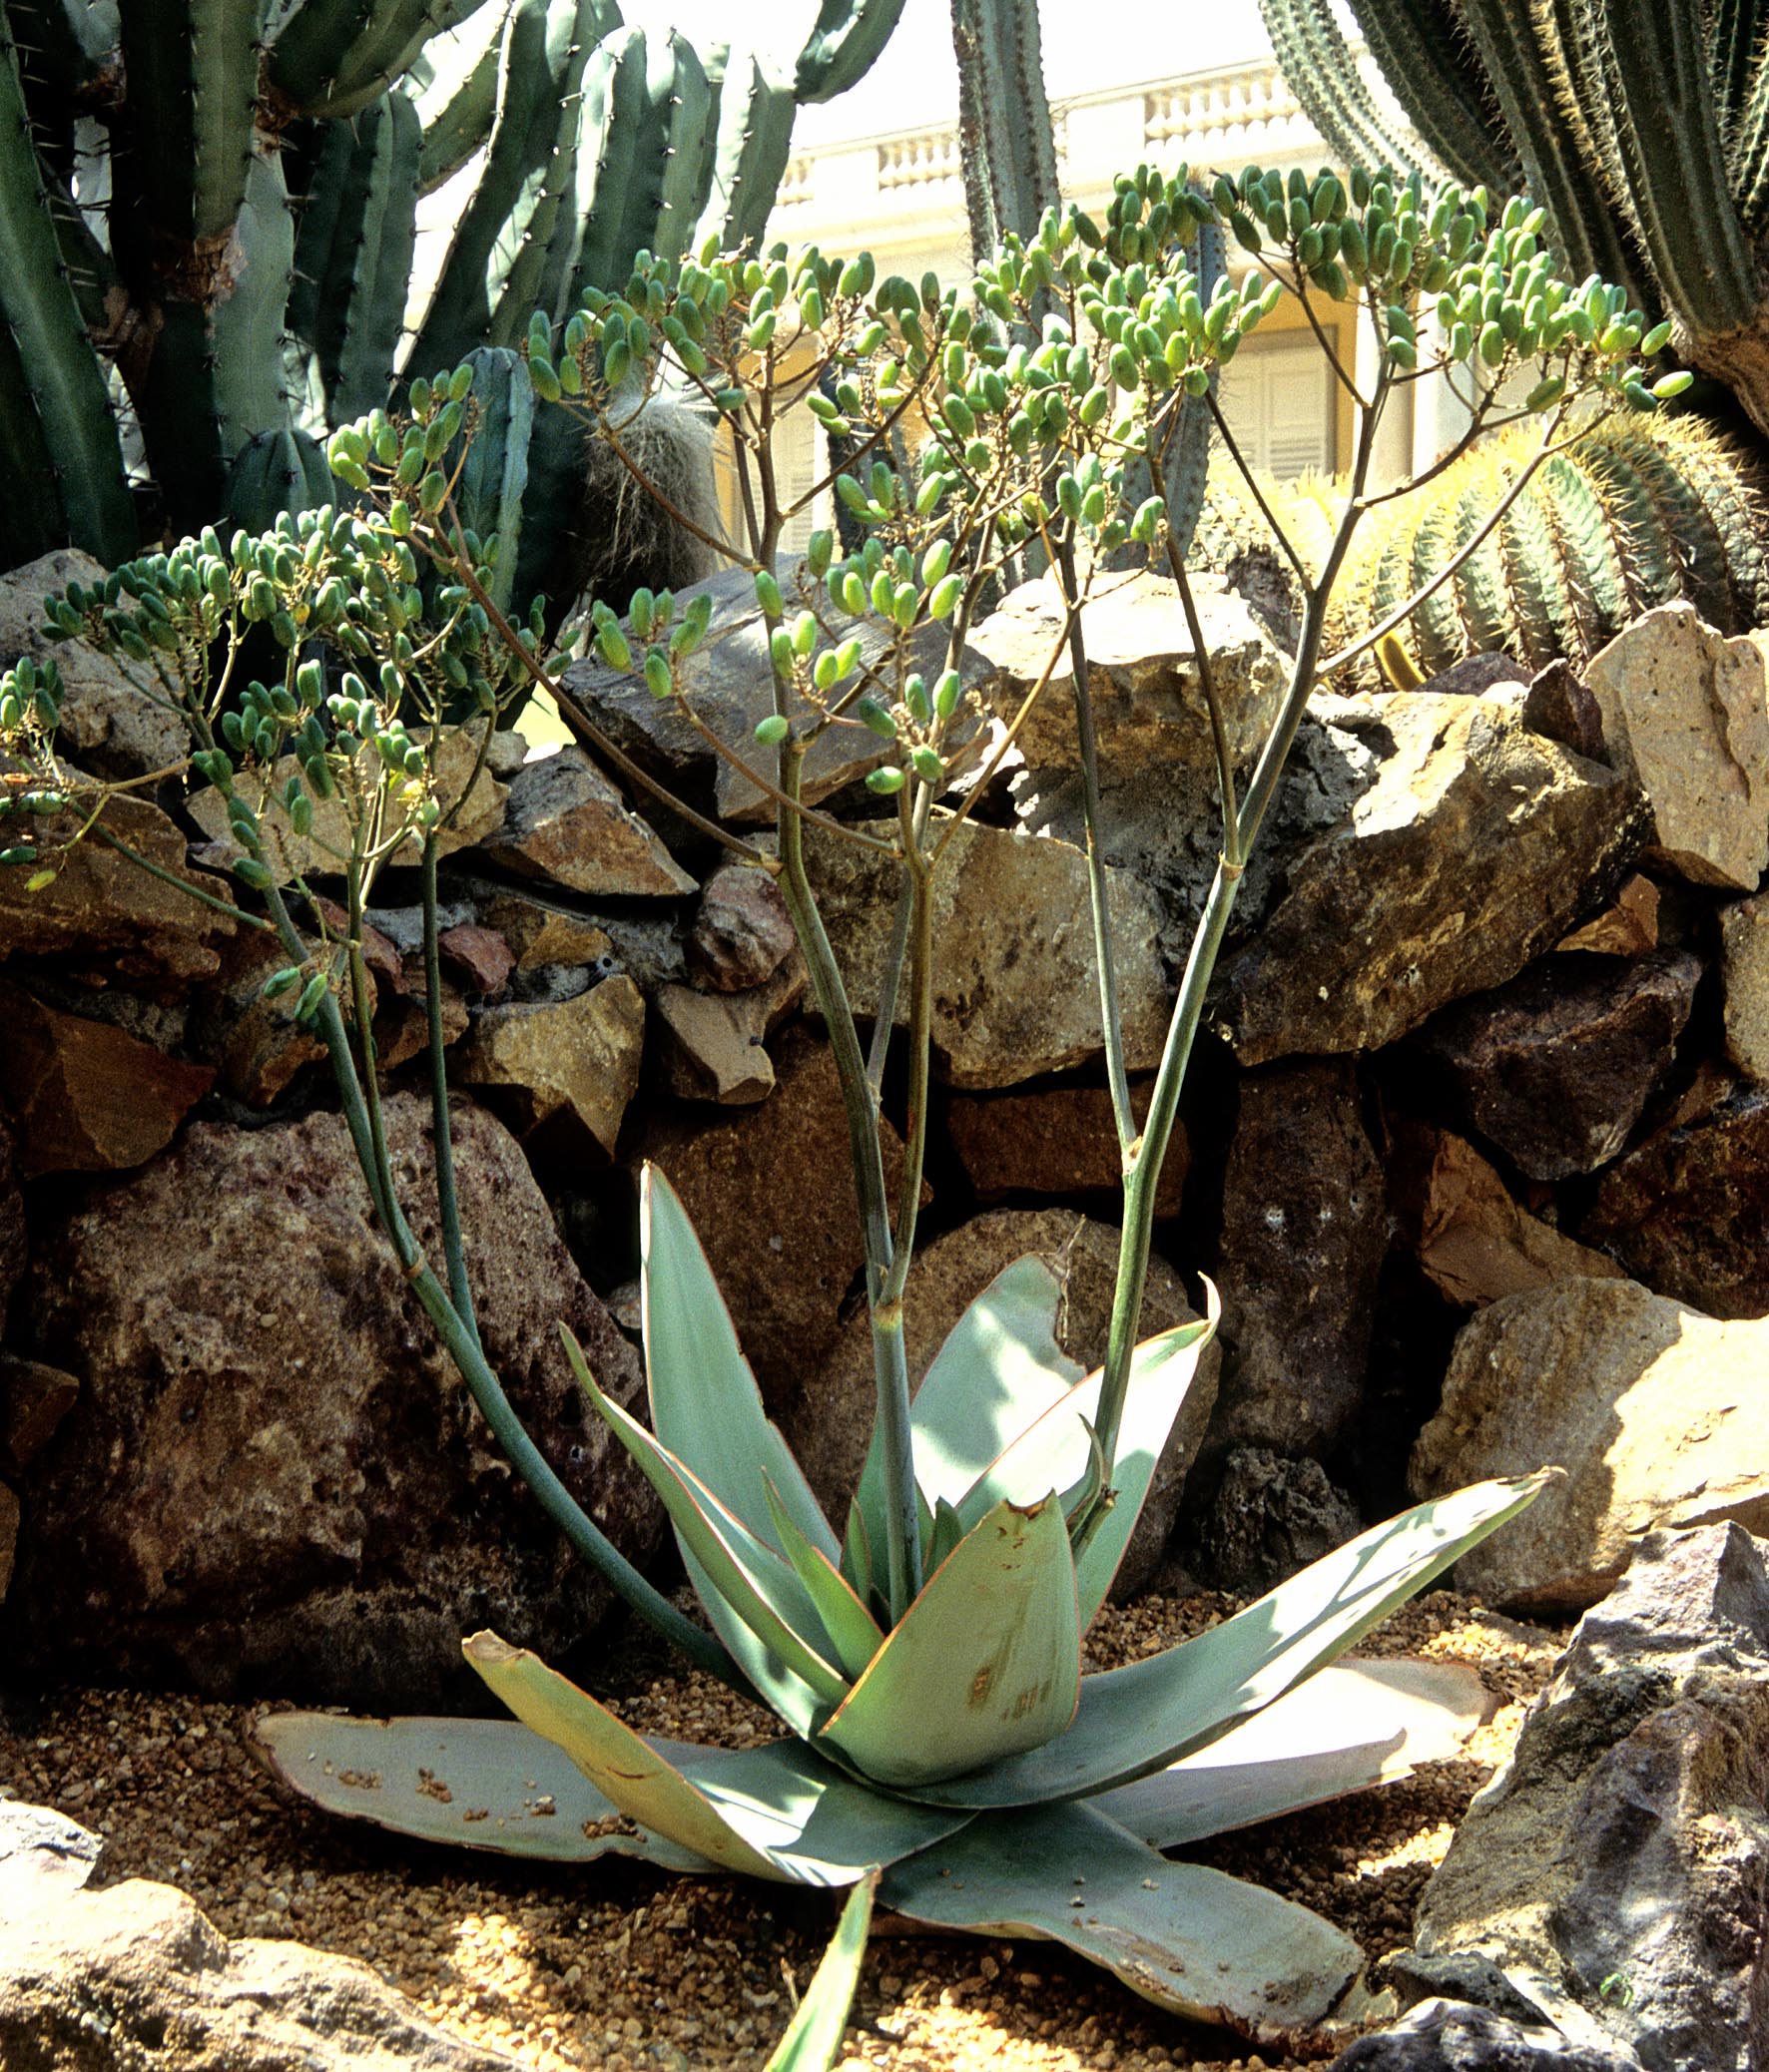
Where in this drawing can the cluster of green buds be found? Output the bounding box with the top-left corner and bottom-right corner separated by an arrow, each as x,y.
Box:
588,585 -> 715,698
0,659 -> 68,875
326,364 -> 478,525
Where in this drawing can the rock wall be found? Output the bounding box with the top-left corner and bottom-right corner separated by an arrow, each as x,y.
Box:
4,548 -> 1768,1701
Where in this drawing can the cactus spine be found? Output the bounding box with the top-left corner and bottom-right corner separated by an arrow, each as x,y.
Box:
0,0 -> 904,569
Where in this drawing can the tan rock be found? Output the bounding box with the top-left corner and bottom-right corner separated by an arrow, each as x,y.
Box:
1409,1278 -> 1769,1611
188,729 -> 507,881
805,818 -> 1169,1089
1585,603 -> 1769,889
783,1208 -> 1219,1599
479,746 -> 695,898
1556,871 -> 1660,954
654,961 -> 803,1105
946,1079 -> 1186,1213
0,1352 -> 79,1472
1721,895 -> 1769,1081
465,884 -> 615,971
454,976 -> 644,1156
0,792 -> 236,983
1389,1123 -> 1625,1307
0,550 -> 187,779
0,983 -> 214,1177
972,571 -> 1286,776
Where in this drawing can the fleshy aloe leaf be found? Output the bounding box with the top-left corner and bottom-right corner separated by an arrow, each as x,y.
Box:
925,1496 -> 966,1575
763,1475 -> 885,1683
841,1496 -> 876,1609
252,1711 -> 721,1870
1093,1657 -> 1494,1848
565,1332 -> 850,1714
903,1471 -> 1552,1808
643,1165 -> 840,1564
463,1634 -> 972,1884
763,1873 -> 876,2072
818,1494 -> 1081,1788
879,1800 -> 1361,2036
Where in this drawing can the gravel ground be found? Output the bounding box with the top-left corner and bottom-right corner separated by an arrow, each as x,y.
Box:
0,1589 -> 1562,2072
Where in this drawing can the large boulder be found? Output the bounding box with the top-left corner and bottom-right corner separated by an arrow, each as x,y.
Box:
1582,1083 -> 1769,1317
1720,897 -> 1769,1082
0,1114 -> 22,1341
1407,1524 -> 1769,2070
784,1208 -> 1219,1598
1410,951 -> 1700,1181
1410,1279 -> 1769,1612
1218,692 -> 1647,1064
0,1802 -> 521,2071
8,1093 -> 657,1706
803,817 -> 1170,1089
1584,603 -> 1769,890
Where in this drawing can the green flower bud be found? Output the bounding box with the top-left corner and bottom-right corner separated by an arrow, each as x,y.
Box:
806,529 -> 834,580
1652,370 -> 1694,399
791,610 -> 819,660
754,712 -> 791,745
644,649 -> 674,698
233,855 -> 273,890
769,627 -> 796,680
754,569 -> 784,617
909,745 -> 944,784
865,765 -> 904,793
631,587 -> 656,641
855,696 -> 896,738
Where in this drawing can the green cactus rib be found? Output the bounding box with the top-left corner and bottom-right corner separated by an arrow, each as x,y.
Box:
1342,0 -> 1512,191
1255,0 -> 1432,184
5,0 -> 118,103
1334,415 -> 1769,686
408,0 -> 611,374
224,422 -> 333,531
693,42 -> 797,256
116,0 -> 257,244
0,23 -> 134,563
267,0 -> 488,120
414,14 -> 501,195
328,91 -> 422,420
794,0 -> 905,104
951,0 -> 1060,262
448,344 -> 533,617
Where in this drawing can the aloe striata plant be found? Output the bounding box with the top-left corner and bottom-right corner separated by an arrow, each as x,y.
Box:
0,162 -> 1679,2048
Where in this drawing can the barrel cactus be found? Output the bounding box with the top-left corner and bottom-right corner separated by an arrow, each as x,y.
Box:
1329,412 -> 1769,686
0,0 -> 905,579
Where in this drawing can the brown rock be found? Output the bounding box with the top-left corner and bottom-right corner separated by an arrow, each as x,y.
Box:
188,730 -> 507,881
1219,693 -> 1647,1065
560,562 -> 993,825
1389,1123 -> 1625,1307
1206,1059 -> 1388,1462
1412,950 -> 1700,1181
0,1352 -> 79,1471
1520,657 -> 1606,761
0,983 -> 214,1178
782,1208 -> 1219,1598
0,1482 -> 15,1600
805,817 -> 1170,1089
1419,652 -> 1527,699
0,793 -> 237,983
945,1078 -> 1186,1215
189,931 -> 326,1105
454,975 -> 645,1158
13,1093 -> 656,1705
0,550 -> 187,779
478,745 -> 695,897
460,882 -> 615,971
0,1117 -> 21,1341
1720,896 -> 1769,1081
1557,871 -> 1660,955
653,962 -> 803,1105
972,571 -> 1286,777
1410,1279 -> 1769,1611
635,1028 -> 910,1409
0,1872 -> 525,2070
1582,1084 -> 1769,1316
438,922 -> 515,996
689,861 -> 796,991
1584,602 -> 1769,888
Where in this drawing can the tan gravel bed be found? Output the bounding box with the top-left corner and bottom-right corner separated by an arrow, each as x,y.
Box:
0,1589 -> 1563,2072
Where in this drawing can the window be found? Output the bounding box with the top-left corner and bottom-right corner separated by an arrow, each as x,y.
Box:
1216,333 -> 1335,479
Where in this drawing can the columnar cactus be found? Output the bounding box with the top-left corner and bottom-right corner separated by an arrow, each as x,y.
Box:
0,0 -> 906,575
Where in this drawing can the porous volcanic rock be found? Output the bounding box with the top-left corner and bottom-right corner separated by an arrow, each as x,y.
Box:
1205,1058 -> 1389,1462
10,1093 -> 656,1706
971,570 -> 1286,776
1327,1999 -> 1635,2071
944,1078 -> 1186,1214
1387,1124 -> 1625,1308
1189,1446 -> 1363,1594
0,1115 -> 22,1339
0,982 -> 214,1177
1584,602 -> 1769,889
1409,1524 -> 1769,2069
1582,1083 -> 1769,1317
477,745 -> 695,897
804,817 -> 1169,1089
0,1352 -> 78,1472
785,1208 -> 1219,1599
0,549 -> 188,780
1218,693 -> 1647,1064
1719,896 -> 1769,1082
1410,1279 -> 1769,1611
633,1027 -> 910,1410
1411,950 -> 1700,1181
0,793 -> 236,984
